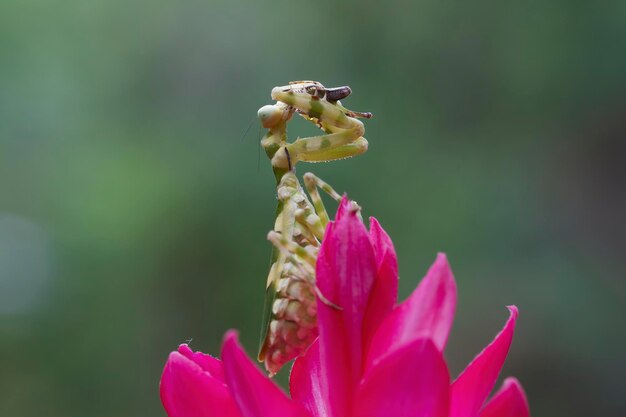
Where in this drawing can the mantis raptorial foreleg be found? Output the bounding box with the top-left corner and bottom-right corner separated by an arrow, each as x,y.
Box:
293,137 -> 369,163
274,88 -> 368,165
287,122 -> 367,164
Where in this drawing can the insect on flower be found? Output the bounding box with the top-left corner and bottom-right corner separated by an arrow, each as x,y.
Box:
160,207 -> 529,417
256,81 -> 372,375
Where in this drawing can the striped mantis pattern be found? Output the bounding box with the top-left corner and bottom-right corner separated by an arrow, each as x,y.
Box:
256,81 -> 372,374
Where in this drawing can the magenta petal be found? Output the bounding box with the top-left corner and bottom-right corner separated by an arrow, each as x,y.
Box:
366,253 -> 456,369
354,338 -> 450,417
178,344 -> 226,383
362,217 -> 399,354
316,208 -> 377,417
160,350 -> 241,417
450,306 -> 519,417
368,217 -> 397,273
334,195 -> 352,221
479,378 -> 530,417
221,331 -> 309,417
290,340 -> 330,417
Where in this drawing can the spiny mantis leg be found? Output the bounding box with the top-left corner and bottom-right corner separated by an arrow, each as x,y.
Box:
301,172 -> 363,231
267,231 -> 342,311
285,114 -> 366,164
290,184 -> 338,242
302,172 -> 342,227
294,112 -> 369,163
292,173 -> 346,242
272,88 -> 369,165
267,231 -> 316,268
265,174 -> 302,292
289,134 -> 368,164
258,192 -> 298,362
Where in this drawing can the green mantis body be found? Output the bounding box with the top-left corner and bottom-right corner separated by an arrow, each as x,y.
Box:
257,81 -> 372,374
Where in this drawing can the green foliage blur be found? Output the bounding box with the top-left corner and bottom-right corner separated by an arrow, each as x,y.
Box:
1,0 -> 625,415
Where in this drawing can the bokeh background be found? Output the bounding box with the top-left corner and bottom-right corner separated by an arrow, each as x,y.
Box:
1,0 -> 625,415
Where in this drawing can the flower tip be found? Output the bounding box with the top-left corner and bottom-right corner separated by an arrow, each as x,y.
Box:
177,343 -> 192,355
435,252 -> 448,262
222,330 -> 242,359
222,329 -> 240,346
428,253 -> 456,291
504,377 -> 529,405
433,254 -> 454,275
163,350 -> 179,368
334,195 -> 350,220
503,376 -> 524,391
506,305 -> 519,318
480,376 -> 530,417
335,194 -> 361,221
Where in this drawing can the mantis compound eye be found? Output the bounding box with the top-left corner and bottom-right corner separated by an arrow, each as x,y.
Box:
305,85 -> 326,97
307,84 -> 328,98
258,105 -> 283,128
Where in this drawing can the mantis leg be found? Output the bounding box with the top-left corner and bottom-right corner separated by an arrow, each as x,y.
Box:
273,89 -> 369,163
288,173 -> 341,241
267,230 -> 342,311
302,173 -> 341,227
264,196 -> 296,290
267,231 -> 316,268
303,172 -> 362,226
286,119 -> 368,164
259,181 -> 307,360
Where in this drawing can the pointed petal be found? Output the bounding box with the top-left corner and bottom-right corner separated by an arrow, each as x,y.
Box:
160,350 -> 241,417
366,253 -> 456,369
479,378 -> 530,417
334,195 -> 351,221
369,217 -> 397,272
362,217 -> 399,354
290,340 -> 330,417
178,343 -> 226,383
221,331 -> 310,417
316,208 -> 377,417
450,306 -> 519,417
354,338 -> 450,417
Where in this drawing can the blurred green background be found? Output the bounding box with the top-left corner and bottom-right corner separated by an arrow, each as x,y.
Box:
1,0 -> 625,415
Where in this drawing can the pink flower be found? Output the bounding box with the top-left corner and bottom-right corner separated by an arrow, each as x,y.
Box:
160,198 -> 530,417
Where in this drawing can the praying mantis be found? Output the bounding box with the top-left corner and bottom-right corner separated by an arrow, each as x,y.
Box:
256,81 -> 372,374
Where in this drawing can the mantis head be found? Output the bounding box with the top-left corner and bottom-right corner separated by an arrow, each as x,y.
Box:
271,81 -> 372,120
